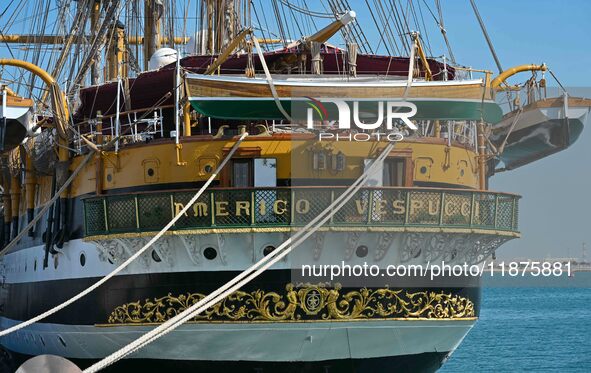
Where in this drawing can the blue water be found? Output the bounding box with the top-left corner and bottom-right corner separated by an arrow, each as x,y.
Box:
440,288 -> 591,372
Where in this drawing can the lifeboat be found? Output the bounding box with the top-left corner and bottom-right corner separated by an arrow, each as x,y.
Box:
492,95 -> 590,170
0,89 -> 35,152
185,74 -> 503,123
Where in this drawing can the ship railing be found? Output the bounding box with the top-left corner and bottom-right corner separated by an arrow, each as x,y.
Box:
73,108 -> 165,152
83,186 -> 520,237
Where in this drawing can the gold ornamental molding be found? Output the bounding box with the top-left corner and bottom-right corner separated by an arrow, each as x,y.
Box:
104,284 -> 475,325
84,226 -> 519,242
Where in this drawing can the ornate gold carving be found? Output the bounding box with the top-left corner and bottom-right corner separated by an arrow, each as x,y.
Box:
107,284 -> 475,325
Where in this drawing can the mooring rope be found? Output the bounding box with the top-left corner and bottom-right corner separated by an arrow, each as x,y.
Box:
84,142 -> 395,372
0,133 -> 249,337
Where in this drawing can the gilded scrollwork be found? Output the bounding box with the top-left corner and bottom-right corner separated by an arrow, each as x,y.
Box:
107,283 -> 475,324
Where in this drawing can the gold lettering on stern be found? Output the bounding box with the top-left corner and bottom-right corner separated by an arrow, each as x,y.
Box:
174,195 -> 479,223
374,199 -> 388,217
461,202 -> 471,217
355,199 -> 368,214
259,199 -> 267,216
193,202 -> 209,217
235,201 -> 250,216
215,201 -> 229,216
410,200 -> 423,215
295,199 -> 310,214
274,200 -> 287,215
174,202 -> 188,217
392,199 -> 405,215
428,200 -> 439,216
444,201 -> 456,216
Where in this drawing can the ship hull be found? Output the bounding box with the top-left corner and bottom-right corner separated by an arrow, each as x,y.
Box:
4,349 -> 452,373
0,233 -> 485,372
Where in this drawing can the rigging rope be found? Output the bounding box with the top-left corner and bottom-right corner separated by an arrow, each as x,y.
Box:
279,0 -> 336,19
84,141 -> 396,372
251,35 -> 292,122
0,133 -> 249,337
434,0 -> 456,64
468,0 -> 503,74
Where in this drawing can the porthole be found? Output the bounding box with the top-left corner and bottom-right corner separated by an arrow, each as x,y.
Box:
203,164 -> 213,173
355,245 -> 368,258
106,174 -> 113,182
79,252 -> 86,267
203,247 -> 217,260
460,169 -> 465,177
58,336 -> 67,348
420,166 -> 428,174
147,168 -> 155,177
263,245 -> 276,257
151,250 -> 162,262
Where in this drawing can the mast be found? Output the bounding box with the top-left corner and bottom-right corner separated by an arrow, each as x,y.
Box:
106,22 -> 128,80
89,0 -> 102,85
144,0 -> 164,70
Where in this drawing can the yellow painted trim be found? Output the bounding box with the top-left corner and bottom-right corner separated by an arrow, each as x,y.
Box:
491,64 -> 547,89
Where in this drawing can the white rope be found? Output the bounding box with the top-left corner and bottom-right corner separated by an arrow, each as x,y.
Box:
404,36 -> 417,99
497,107 -> 523,155
0,133 -> 249,337
85,142 -> 395,372
251,35 -> 293,122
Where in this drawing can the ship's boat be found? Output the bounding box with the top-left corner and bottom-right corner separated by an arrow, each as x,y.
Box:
186,74 -> 502,122
74,46 -> 453,120
0,91 -> 35,153
492,96 -> 591,170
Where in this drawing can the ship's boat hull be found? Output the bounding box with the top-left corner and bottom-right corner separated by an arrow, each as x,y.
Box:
0,95 -> 34,153
186,74 -> 503,123
492,96 -> 590,170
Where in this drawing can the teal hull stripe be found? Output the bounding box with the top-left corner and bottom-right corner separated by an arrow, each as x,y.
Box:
189,98 -> 503,123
